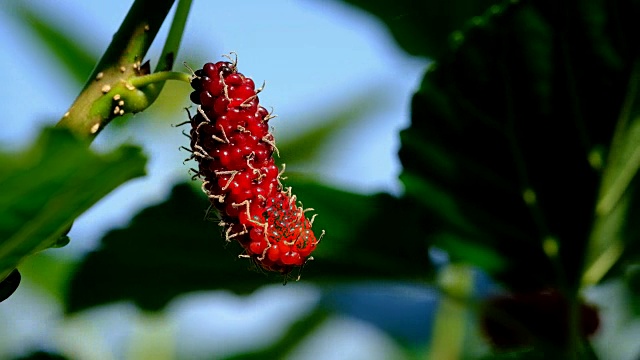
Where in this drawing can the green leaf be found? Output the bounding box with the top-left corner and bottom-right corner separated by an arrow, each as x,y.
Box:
66,183 -> 254,313
277,85 -> 391,168
339,0 -> 502,58
19,253 -> 77,303
0,269 -> 20,303
13,4 -> 98,85
583,64 -> 640,286
400,0 -> 640,291
9,350 -> 69,360
66,180 -> 433,313
431,233 -> 506,274
0,127 -> 146,281
286,177 -> 433,283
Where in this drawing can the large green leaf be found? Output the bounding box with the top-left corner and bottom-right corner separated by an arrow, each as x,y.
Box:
277,85 -> 390,167
288,177 -> 433,283
66,182 -> 252,313
0,127 -> 146,282
400,0 -> 640,291
19,252 -> 77,303
338,0 -> 500,58
66,180 -> 432,313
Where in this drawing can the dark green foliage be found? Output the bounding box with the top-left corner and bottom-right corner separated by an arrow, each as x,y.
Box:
400,0 -> 640,292
67,180 -> 433,313
341,0 -> 501,58
0,269 -> 21,303
67,183 -> 247,313
0,127 -> 146,284
11,350 -> 69,360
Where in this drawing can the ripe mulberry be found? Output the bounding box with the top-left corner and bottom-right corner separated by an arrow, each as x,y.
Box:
185,54 -> 321,275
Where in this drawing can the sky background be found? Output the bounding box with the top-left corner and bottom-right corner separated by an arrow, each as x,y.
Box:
0,1 -> 432,359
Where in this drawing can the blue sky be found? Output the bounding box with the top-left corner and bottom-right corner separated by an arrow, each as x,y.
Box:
0,1 -> 430,358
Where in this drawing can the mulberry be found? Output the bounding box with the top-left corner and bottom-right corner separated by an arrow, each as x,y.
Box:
185,54 -> 321,274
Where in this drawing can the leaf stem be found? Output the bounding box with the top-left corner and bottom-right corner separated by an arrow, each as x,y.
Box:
427,264 -> 473,360
129,71 -> 192,88
140,0 -> 193,101
156,0 -> 192,73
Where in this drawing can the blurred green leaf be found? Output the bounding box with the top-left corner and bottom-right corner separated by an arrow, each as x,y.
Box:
400,0 -> 640,291
66,179 -> 433,313
10,350 -> 69,360
478,342 -> 598,360
0,126 -> 146,282
13,4 -> 98,85
278,85 -> 391,167
584,63 -> 640,286
478,348 -> 561,360
19,253 -> 77,303
0,269 -> 20,303
287,178 -> 433,283
66,182 -> 258,313
338,0 -> 501,58
431,233 -> 506,274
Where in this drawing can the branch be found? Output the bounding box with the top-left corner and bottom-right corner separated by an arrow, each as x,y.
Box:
57,0 -> 176,140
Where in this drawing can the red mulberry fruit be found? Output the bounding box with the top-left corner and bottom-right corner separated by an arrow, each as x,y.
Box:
185,54 -> 322,275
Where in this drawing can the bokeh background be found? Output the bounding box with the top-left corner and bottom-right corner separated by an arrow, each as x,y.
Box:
4,1 -> 640,359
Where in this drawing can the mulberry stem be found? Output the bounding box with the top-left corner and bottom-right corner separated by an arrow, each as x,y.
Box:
57,0 -> 189,140
129,71 -> 192,88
